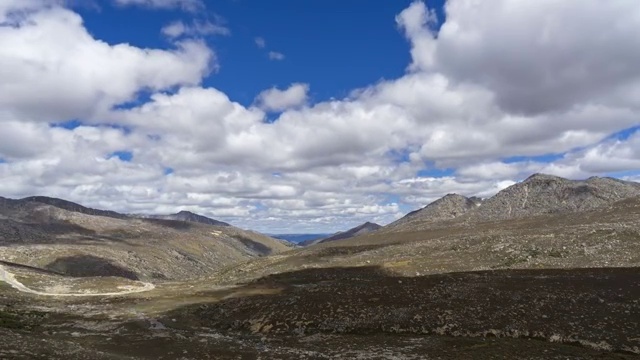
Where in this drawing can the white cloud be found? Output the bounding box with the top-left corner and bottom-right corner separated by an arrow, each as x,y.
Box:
2,1 -> 640,232
254,37 -> 266,48
255,83 -> 308,112
268,51 -> 285,61
162,20 -> 230,39
0,4 -> 214,123
400,0 -> 640,115
114,0 -> 202,12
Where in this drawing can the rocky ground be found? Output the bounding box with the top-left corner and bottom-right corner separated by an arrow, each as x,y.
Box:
1,266 -> 640,359
213,196 -> 640,286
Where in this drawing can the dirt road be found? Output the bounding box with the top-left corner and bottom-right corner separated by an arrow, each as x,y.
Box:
0,264 -> 155,297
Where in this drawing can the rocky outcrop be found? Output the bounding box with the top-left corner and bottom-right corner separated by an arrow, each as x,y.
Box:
470,174 -> 640,221
384,194 -> 482,232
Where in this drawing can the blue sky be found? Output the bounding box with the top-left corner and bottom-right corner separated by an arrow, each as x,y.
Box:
1,0 -> 639,232
76,0 -> 444,106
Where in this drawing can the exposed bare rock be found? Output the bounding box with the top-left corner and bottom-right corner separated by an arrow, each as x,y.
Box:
383,194 -> 482,232
469,174 -> 640,222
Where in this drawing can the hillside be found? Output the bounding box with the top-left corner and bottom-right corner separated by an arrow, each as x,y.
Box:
301,222 -> 382,246
141,210 -> 231,227
468,174 -> 640,222
380,174 -> 640,234
215,175 -> 640,283
382,194 -> 482,232
0,196 -> 291,281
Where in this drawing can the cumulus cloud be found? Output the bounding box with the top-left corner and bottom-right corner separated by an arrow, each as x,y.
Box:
0,4 -> 214,123
1,0 -> 640,232
399,0 -> 640,115
255,83 -> 309,112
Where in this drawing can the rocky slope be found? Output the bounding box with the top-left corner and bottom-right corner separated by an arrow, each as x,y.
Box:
214,188 -> 640,285
380,174 -> 640,234
383,194 -> 482,232
468,174 -> 640,222
301,222 -> 382,246
0,196 -> 291,281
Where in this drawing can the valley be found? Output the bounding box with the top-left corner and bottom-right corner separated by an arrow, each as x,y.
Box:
1,175 -> 640,359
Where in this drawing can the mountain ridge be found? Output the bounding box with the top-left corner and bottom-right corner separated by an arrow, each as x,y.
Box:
0,195 -> 291,281
140,210 -> 231,227
468,174 -> 640,222
380,174 -> 640,233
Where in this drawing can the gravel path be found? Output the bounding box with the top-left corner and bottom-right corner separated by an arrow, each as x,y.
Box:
0,264 -> 155,297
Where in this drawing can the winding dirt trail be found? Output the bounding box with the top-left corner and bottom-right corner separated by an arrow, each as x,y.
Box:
0,264 -> 155,297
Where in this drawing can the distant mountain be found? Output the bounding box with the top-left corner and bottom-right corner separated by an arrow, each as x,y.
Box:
382,174 -> 640,233
469,174 -> 640,222
384,194 -> 482,232
302,222 -> 381,246
271,234 -> 331,244
0,195 -> 291,280
21,196 -> 128,219
18,197 -> 232,227
142,210 -> 230,227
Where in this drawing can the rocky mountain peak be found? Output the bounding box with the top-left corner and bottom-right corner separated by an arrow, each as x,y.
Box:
383,193 -> 481,231
523,173 -> 566,183
470,174 -> 640,221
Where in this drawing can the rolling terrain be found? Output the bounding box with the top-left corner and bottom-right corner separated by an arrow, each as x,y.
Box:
1,174 -> 640,359
0,196 -> 291,282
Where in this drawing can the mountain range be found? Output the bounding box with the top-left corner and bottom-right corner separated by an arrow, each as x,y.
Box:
3,173 -> 640,280
2,173 -> 640,358
380,173 -> 640,233
0,196 -> 291,280
214,174 -> 640,283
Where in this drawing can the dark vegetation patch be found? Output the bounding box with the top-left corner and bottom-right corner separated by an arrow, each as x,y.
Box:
0,310 -> 47,330
165,266 -> 640,354
45,255 -> 139,280
0,311 -> 23,329
140,218 -> 193,230
309,244 -> 391,259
